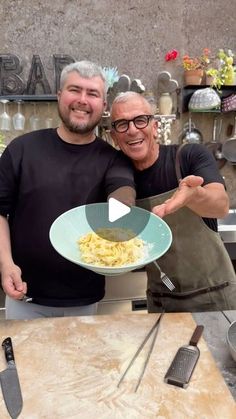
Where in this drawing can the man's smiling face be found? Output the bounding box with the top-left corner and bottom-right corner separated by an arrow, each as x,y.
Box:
111,96 -> 158,168
57,71 -> 106,134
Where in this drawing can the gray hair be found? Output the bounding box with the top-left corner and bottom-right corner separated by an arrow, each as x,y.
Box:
60,60 -> 108,98
111,91 -> 154,113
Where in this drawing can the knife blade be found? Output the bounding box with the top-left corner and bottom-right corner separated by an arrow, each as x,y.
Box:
0,337 -> 23,419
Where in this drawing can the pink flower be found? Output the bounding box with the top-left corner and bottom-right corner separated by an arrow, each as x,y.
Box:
165,49 -> 179,62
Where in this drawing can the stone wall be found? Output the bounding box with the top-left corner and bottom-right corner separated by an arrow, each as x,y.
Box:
1,0 -> 236,205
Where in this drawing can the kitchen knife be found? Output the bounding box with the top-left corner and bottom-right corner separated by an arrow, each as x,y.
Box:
0,337 -> 23,418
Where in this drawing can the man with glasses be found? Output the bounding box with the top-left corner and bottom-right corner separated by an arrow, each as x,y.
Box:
110,91 -> 236,312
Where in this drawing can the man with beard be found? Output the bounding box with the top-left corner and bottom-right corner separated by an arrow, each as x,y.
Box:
0,61 -> 135,319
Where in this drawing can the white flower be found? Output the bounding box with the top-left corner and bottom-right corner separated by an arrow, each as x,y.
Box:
103,67 -> 119,88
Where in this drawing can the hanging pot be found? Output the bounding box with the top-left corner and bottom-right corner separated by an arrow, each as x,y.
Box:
180,114 -> 203,144
222,114 -> 236,164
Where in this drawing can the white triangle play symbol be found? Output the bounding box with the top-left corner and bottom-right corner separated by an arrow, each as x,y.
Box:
108,198 -> 131,222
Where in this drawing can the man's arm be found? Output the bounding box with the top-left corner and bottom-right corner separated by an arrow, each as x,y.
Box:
0,215 -> 27,299
108,185 -> 136,207
152,175 -> 229,219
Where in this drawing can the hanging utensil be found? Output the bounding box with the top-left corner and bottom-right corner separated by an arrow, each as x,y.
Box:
180,113 -> 203,144
205,116 -> 226,169
222,114 -> 236,164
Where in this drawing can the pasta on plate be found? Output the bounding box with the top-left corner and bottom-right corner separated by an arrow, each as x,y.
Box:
77,228 -> 145,267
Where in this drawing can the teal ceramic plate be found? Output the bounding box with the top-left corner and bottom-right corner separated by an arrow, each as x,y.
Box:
49,203 -> 172,276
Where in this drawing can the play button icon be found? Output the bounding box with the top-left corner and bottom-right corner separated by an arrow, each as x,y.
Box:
84,178 -> 151,241
108,197 -> 131,222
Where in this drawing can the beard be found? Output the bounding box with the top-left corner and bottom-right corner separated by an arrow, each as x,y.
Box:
57,105 -> 102,135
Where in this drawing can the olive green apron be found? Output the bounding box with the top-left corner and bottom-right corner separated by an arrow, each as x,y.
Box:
136,147 -> 236,312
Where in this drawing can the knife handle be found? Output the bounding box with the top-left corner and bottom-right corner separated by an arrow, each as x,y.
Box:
189,325 -> 204,346
2,337 -> 15,363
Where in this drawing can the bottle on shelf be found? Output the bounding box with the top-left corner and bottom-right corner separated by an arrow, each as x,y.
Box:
158,92 -> 173,115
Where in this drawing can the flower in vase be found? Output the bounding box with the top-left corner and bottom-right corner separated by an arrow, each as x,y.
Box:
206,49 -> 235,90
182,48 -> 211,71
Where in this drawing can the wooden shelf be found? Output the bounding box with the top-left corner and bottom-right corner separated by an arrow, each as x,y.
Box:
0,95 -> 57,102
189,109 -> 221,113
154,114 -> 176,120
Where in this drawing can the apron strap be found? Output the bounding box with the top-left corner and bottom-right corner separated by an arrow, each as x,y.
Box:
175,143 -> 188,182
147,281 -> 229,300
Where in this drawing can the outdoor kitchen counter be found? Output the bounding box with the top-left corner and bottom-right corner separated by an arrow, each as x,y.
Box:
0,312 -> 236,418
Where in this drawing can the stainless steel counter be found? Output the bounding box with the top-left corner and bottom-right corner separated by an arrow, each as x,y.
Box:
98,271 -> 147,314
193,310 -> 236,400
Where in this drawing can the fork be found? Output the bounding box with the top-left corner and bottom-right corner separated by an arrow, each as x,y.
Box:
153,261 -> 175,291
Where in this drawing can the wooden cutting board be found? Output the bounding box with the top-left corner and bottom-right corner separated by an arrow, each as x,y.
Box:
0,312 -> 235,418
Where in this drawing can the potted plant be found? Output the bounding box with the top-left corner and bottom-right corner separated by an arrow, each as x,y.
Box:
165,48 -> 211,85
206,49 -> 235,91
182,49 -> 211,85
205,68 -> 219,87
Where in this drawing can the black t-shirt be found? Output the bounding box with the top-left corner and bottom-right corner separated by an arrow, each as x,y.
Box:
134,143 -> 224,231
0,129 -> 135,306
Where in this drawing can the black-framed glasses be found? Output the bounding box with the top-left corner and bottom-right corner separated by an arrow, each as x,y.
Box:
111,114 -> 154,133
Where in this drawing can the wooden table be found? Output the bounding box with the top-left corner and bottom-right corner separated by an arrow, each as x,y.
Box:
0,312 -> 235,418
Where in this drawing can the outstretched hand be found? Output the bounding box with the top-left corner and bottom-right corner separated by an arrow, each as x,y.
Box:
152,175 -> 204,218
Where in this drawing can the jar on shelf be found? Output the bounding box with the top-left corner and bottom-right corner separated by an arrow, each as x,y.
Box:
158,92 -> 173,115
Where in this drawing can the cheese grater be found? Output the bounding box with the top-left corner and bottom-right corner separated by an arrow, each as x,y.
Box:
164,325 -> 204,388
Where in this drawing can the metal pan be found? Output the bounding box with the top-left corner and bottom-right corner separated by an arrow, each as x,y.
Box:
180,114 -> 203,144
222,115 -> 236,164
226,320 -> 236,361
